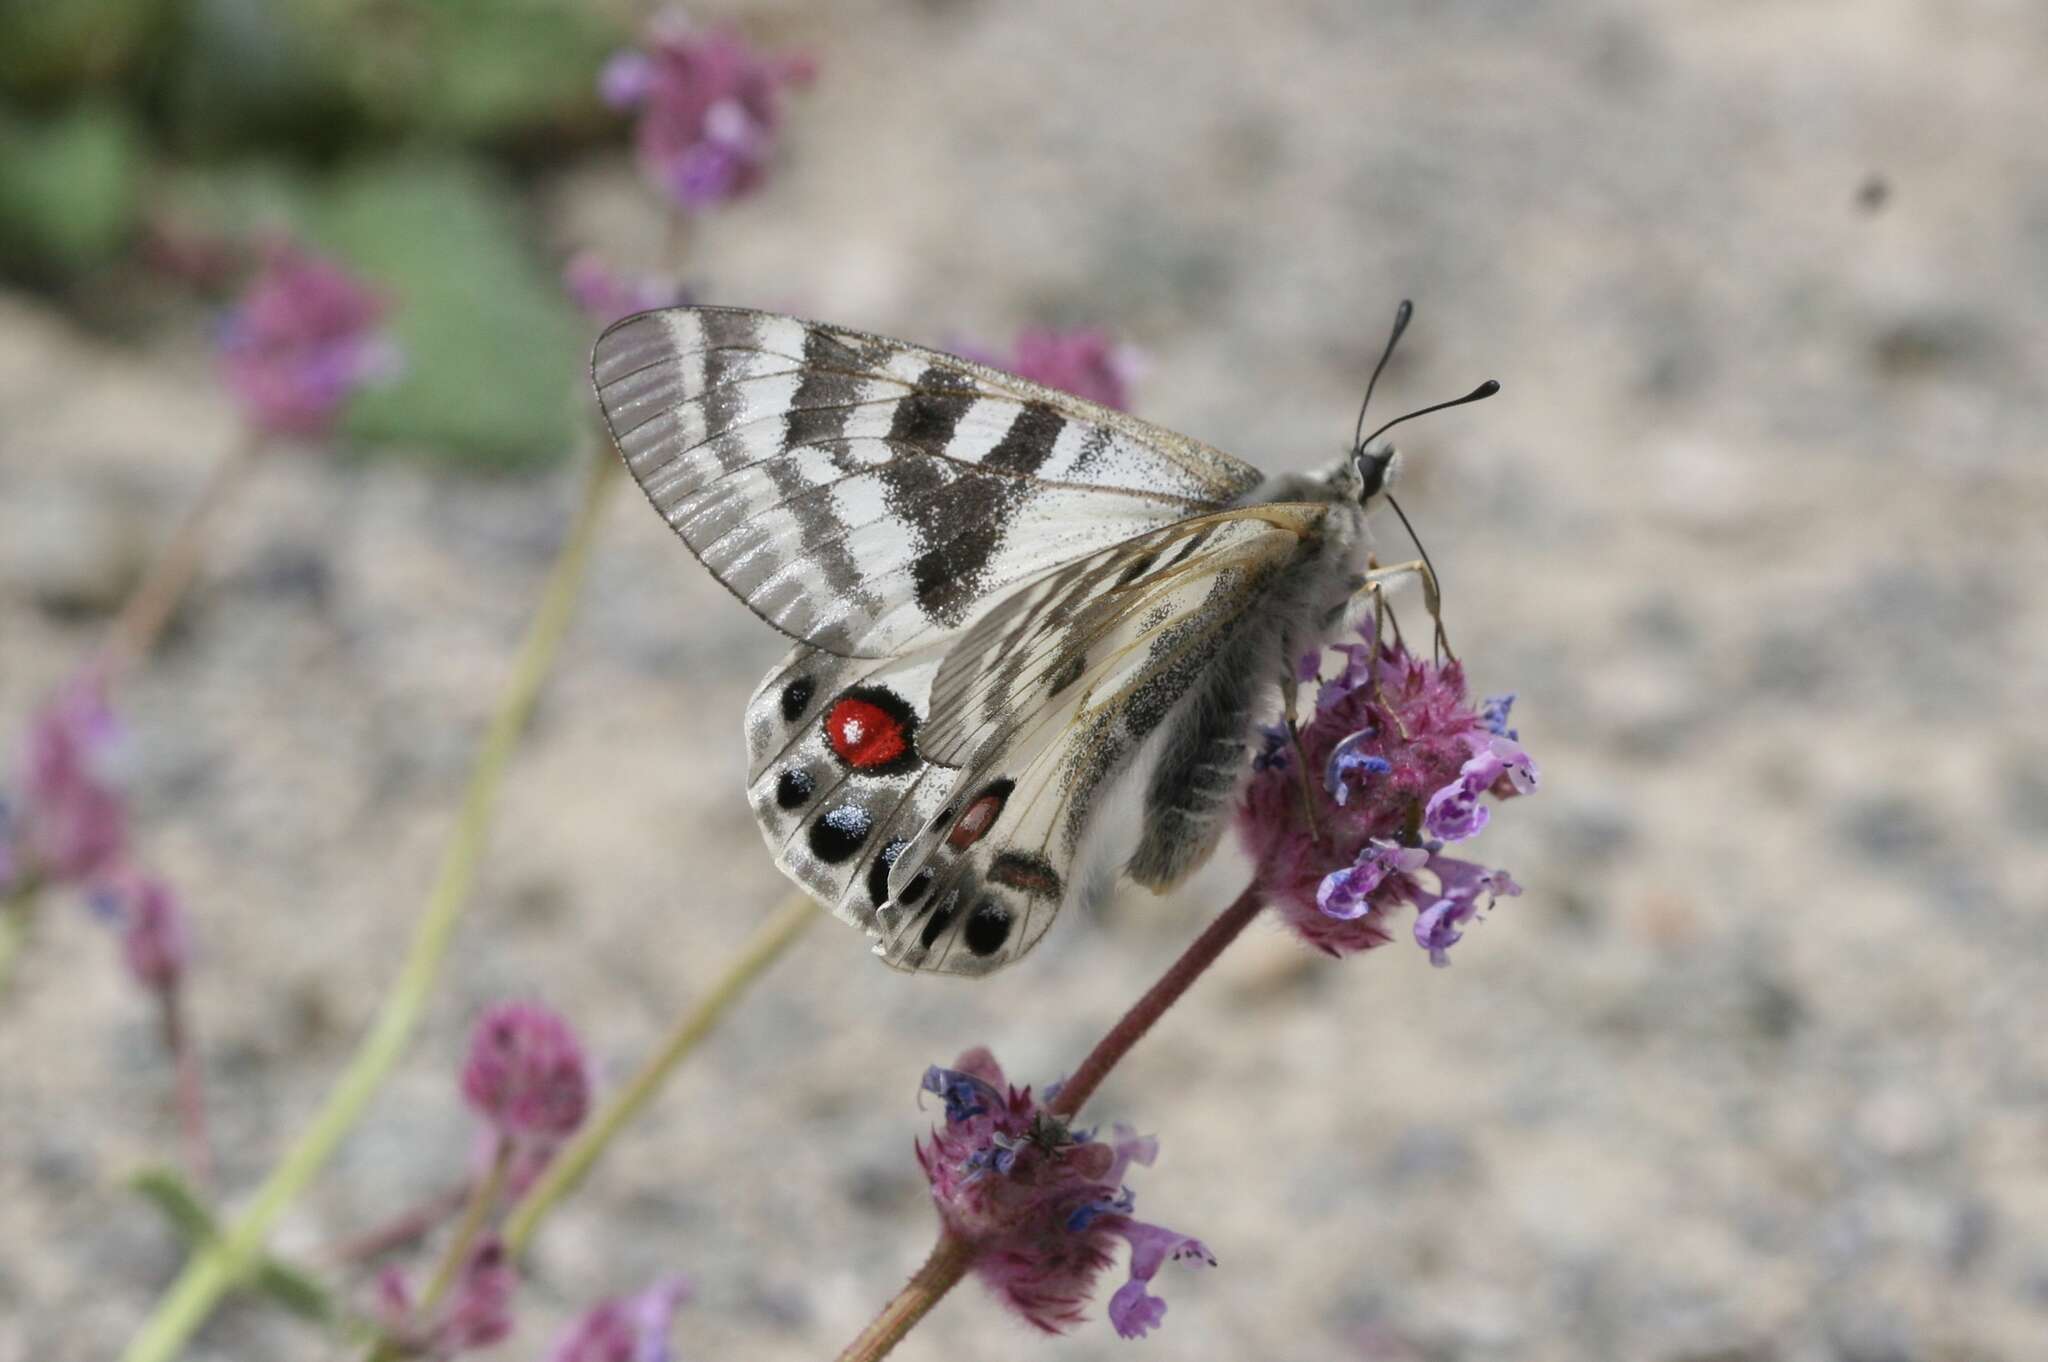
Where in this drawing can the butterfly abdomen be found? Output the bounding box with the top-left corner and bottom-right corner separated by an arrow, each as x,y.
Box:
1126,502 -> 1368,891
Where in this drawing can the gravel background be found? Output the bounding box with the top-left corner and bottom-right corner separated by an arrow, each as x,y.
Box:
4,2 -> 2047,1359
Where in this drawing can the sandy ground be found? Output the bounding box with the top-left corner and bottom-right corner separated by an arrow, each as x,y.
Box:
4,1 -> 2047,1358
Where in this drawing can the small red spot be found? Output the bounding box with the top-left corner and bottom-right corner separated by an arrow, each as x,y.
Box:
826,697 -> 909,769
948,796 -> 1001,848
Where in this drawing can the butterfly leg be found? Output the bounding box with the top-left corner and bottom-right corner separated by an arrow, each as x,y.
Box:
1277,652 -> 1324,842
1356,557 -> 1452,663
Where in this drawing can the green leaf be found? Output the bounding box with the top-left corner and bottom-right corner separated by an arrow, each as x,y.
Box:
315,154 -> 585,471
249,1258 -> 336,1323
128,1166 -> 220,1246
0,99 -> 141,278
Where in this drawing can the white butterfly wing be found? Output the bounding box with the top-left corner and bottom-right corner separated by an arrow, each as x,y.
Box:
592,305 -> 1266,658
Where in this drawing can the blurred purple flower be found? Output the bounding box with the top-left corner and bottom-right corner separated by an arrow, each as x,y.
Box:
600,13 -> 816,212
461,1001 -> 592,1149
95,873 -> 189,993
375,1238 -> 519,1357
216,242 -> 400,438
8,673 -> 127,889
563,253 -> 691,329
1236,620 -> 1535,964
964,328 -> 1144,412
917,1048 -> 1213,1338
546,1277 -> 692,1362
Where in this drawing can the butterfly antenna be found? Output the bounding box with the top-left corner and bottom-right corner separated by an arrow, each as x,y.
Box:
1351,299 -> 1414,453
1359,379 -> 1499,451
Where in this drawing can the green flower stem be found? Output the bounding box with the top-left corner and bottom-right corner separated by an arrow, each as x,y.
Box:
502,893 -> 816,1257
121,449 -> 617,1362
0,883 -> 39,1000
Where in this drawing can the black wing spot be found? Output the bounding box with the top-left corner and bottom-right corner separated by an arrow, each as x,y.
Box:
808,804 -> 873,863
776,767 -> 815,809
780,676 -> 815,722
1047,653 -> 1087,698
868,838 -> 912,909
919,895 -> 961,949
963,899 -> 1014,957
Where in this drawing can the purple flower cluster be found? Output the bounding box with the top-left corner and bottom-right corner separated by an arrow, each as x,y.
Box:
600,14 -> 816,212
374,1238 -> 518,1356
1237,621 -> 1536,964
461,1001 -> 593,1189
215,242 -> 399,438
545,1277 -> 692,1362
917,1048 -> 1213,1339
968,328 -> 1143,412
4,674 -> 126,892
97,873 -> 190,992
563,253 -> 692,329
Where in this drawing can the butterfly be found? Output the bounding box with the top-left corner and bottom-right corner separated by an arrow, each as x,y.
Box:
592,303 -> 1493,976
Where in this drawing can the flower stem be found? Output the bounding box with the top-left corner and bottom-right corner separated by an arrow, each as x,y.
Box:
120,449 -> 617,1362
1048,882 -> 1264,1120
0,884 -> 38,1000
101,430 -> 265,679
159,984 -> 215,1192
502,893 -> 815,1256
325,1180 -> 472,1265
417,1143 -> 506,1315
833,1233 -> 976,1362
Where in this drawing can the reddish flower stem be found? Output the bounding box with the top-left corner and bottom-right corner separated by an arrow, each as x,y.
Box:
158,985 -> 214,1191
1048,881 -> 1264,1120
833,1233 -> 975,1362
100,430 -> 264,678
324,1180 -> 472,1265
834,881 -> 1266,1360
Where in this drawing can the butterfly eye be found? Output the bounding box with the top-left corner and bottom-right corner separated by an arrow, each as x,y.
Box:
1356,446 -> 1396,501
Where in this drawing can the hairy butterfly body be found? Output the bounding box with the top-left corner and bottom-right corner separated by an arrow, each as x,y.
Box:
595,305 -> 1447,976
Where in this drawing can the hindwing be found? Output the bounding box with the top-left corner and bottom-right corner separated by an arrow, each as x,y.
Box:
743,504 -> 1336,976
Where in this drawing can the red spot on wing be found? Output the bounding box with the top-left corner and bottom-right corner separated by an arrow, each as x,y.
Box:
826,697 -> 909,769
946,780 -> 1015,849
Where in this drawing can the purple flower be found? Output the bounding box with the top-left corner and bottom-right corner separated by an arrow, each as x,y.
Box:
563,253 -> 691,329
965,328 -> 1143,412
1325,729 -> 1393,805
216,242 -> 399,437
97,873 -> 189,993
1236,618 -> 1536,964
1316,841 -> 1428,921
546,1277 -> 692,1362
1422,736 -> 1539,843
1250,724 -> 1291,773
916,1048 -> 1212,1337
601,13 -> 816,212
9,673 -> 127,889
1414,861 -> 1522,967
375,1238 -> 519,1356
461,1002 -> 592,1148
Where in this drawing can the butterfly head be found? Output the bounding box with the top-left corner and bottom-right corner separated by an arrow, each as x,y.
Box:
1352,441 -> 1399,504
1346,298 -> 1498,509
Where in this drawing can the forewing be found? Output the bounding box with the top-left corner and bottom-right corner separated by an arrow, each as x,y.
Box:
593,306 -> 1266,658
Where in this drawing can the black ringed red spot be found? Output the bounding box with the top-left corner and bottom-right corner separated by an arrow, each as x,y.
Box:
822,685 -> 920,775
947,778 -> 1016,849
989,850 -> 1063,900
